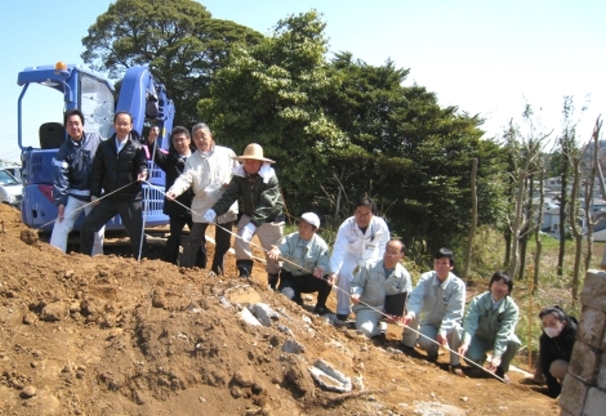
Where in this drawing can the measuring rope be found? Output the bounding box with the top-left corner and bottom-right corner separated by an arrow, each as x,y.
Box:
36,181 -> 140,230
143,180 -> 507,383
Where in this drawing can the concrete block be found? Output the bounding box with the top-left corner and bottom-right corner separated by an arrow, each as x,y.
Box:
559,375 -> 588,416
577,306 -> 606,349
597,356 -> 606,390
581,270 -> 606,312
569,342 -> 601,384
582,387 -> 606,416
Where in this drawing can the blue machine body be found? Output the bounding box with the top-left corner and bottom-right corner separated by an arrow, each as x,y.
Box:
17,63 -> 175,231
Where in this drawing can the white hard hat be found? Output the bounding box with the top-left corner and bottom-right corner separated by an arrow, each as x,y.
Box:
301,212 -> 320,228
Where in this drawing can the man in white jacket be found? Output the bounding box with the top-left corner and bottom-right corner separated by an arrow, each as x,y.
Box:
167,123 -> 238,274
329,197 -> 390,321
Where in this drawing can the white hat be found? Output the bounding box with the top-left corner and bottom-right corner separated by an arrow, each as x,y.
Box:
301,212 -> 320,228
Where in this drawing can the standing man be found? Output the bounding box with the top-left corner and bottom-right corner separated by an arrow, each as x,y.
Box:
458,271 -> 520,382
80,112 -> 148,258
400,247 -> 465,375
329,197 -> 390,321
50,109 -> 104,254
267,212 -> 332,314
204,143 -> 284,286
350,239 -> 412,339
148,125 -> 205,266
167,123 -> 238,274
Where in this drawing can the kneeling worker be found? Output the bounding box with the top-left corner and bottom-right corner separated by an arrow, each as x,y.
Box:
350,239 -> 412,339
458,271 -> 521,382
267,212 -> 333,315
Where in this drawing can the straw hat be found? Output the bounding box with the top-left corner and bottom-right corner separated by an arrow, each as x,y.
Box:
232,143 -> 275,163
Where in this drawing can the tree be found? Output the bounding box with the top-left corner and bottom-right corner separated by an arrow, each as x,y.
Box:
81,0 -> 263,127
201,11 -> 506,264
502,106 -> 551,279
199,11 -> 345,216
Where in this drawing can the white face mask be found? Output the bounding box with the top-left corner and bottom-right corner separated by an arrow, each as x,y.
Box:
543,324 -> 563,338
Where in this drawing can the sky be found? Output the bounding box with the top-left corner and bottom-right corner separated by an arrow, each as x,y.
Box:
0,0 -> 604,164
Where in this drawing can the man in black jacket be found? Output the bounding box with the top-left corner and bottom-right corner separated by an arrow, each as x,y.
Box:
147,125 -> 203,265
80,112 -> 148,258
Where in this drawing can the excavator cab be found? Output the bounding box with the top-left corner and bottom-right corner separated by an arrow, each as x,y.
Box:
17,62 -> 173,231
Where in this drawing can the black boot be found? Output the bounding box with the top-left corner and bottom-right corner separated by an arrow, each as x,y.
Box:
236,259 -> 253,278
268,273 -> 279,290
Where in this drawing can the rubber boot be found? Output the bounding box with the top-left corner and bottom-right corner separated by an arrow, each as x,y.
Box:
236,259 -> 253,278
268,273 -> 279,291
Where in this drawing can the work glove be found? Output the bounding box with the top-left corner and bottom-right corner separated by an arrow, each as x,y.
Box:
203,209 -> 217,223
241,222 -> 256,243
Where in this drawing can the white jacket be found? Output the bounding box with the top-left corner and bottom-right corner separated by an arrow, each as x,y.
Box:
330,216 -> 390,275
169,145 -> 238,223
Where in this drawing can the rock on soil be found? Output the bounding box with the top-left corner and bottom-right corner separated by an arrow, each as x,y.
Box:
0,204 -> 560,415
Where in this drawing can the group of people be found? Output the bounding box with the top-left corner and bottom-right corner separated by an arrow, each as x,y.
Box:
48,111 -> 576,396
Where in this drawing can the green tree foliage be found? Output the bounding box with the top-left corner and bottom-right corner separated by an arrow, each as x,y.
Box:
199,11 -> 346,215
201,11 -> 506,263
81,0 -> 263,127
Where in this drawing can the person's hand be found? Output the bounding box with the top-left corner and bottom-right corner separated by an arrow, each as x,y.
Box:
326,273 -> 337,286
457,342 -> 469,357
91,196 -> 100,206
401,313 -> 414,327
148,126 -> 159,144
436,334 -> 448,347
137,171 -> 148,182
351,294 -> 361,304
203,209 -> 217,223
487,356 -> 502,373
57,204 -> 65,222
313,267 -> 324,279
241,222 -> 256,243
166,191 -> 177,201
267,245 -> 280,260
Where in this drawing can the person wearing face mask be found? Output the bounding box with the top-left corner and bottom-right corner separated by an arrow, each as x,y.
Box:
147,125 -> 204,266
538,305 -> 578,398
166,123 -> 238,274
458,271 -> 520,382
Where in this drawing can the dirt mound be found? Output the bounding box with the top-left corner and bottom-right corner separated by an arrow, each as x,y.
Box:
0,204 -> 559,415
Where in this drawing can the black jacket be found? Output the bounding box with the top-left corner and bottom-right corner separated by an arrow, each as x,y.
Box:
90,134 -> 148,202
539,316 -> 577,398
151,143 -> 194,217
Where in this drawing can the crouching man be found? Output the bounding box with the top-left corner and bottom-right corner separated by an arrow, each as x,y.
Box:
350,239 -> 412,340
458,271 -> 520,382
400,248 -> 465,375
267,212 -> 332,315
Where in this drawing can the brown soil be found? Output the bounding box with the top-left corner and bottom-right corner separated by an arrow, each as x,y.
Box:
0,204 -> 560,415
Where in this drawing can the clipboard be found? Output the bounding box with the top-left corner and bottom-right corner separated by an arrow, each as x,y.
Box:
384,292 -> 407,316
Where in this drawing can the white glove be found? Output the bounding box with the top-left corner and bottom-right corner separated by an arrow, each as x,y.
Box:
203,209 -> 217,223
241,222 -> 256,243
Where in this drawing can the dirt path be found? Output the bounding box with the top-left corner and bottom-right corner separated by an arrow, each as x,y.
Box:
0,204 -> 559,415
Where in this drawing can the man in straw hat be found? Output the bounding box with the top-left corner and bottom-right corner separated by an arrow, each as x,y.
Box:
268,212 -> 333,315
204,143 -> 284,286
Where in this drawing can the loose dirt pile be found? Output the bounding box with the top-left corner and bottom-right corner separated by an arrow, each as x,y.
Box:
0,204 -> 559,415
